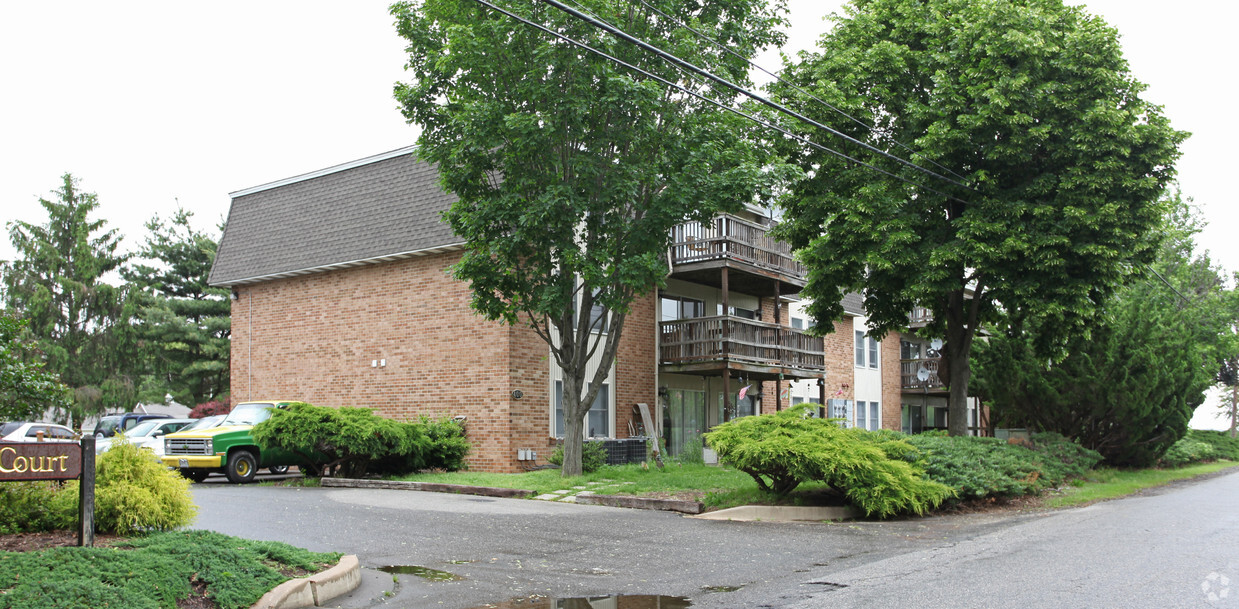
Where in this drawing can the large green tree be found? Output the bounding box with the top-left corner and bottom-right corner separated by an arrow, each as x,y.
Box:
1,174 -> 135,425
973,196 -> 1236,466
123,209 -> 230,406
392,0 -> 789,475
0,311 -> 73,421
770,0 -> 1186,435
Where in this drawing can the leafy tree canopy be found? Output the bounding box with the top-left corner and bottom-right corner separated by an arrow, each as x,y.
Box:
0,311 -> 73,421
392,0 -> 792,474
972,193 -> 1237,466
771,0 -> 1185,434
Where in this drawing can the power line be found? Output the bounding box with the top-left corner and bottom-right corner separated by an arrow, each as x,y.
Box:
538,0 -> 978,196
627,0 -> 972,185
461,0 -> 971,206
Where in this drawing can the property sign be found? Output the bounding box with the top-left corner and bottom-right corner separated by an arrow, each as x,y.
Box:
0,442 -> 81,481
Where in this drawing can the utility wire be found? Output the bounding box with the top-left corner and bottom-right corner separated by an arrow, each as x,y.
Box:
628,0 -> 972,185
462,0 -> 971,206
538,0 -> 978,195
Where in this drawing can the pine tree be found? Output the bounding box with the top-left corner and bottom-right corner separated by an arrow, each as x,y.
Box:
1,173 -> 135,425
123,209 -> 230,405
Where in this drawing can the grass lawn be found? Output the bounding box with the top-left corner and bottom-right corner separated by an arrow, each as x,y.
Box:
1040,460 -> 1239,509
397,459 -> 1239,514
395,463 -> 847,510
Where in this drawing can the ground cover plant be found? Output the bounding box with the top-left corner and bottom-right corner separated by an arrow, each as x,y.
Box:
901,431 -> 1103,503
1160,430 -> 1239,466
0,530 -> 340,609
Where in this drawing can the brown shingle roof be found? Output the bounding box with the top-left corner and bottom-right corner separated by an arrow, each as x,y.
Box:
209,147 -> 460,287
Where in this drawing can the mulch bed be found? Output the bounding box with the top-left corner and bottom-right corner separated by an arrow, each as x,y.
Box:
0,529 -> 124,552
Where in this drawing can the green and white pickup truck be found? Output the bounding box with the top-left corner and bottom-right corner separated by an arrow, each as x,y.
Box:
161,400 -> 304,483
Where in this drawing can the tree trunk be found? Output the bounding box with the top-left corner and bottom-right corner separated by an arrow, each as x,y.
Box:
1231,384 -> 1237,440
945,290 -> 974,437
560,374 -> 588,477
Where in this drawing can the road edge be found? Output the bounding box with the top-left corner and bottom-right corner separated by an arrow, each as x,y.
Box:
251,554 -> 360,609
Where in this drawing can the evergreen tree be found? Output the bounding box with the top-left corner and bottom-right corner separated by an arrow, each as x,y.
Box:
973,194 -> 1236,466
124,209 -> 230,405
1,173 -> 135,425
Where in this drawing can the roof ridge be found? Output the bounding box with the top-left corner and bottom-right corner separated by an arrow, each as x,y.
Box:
229,145 -> 419,198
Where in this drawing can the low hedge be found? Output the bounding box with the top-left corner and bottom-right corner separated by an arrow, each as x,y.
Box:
253,402 -> 470,477
900,431 -> 1102,502
1160,430 -> 1239,467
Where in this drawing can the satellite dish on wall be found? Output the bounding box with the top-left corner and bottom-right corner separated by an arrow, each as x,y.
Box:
930,338 -> 944,351
916,367 -> 931,382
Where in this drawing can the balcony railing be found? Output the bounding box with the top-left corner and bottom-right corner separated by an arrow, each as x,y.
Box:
660,315 -> 824,371
669,214 -> 805,279
908,306 -> 933,327
901,357 -> 946,390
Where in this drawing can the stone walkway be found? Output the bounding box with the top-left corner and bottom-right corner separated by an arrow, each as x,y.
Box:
532,479 -> 634,503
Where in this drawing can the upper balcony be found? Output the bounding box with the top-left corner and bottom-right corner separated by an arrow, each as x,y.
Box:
901,357 -> 949,393
669,214 -> 806,296
659,315 -> 824,381
908,306 -> 934,328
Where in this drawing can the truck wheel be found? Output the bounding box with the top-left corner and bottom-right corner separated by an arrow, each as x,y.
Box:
268,465 -> 290,474
225,450 -> 258,484
180,469 -> 210,483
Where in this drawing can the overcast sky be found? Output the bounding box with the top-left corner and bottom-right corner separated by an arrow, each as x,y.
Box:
2,1 -> 1235,426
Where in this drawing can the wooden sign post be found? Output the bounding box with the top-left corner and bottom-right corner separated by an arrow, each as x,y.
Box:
0,438 -> 94,546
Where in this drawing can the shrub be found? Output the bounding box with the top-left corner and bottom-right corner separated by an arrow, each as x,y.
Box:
1181,429 -> 1239,460
0,481 -> 72,534
92,439 -> 198,535
1160,436 -> 1220,467
252,402 -> 470,477
705,406 -> 953,518
903,432 -> 1102,502
546,440 -> 608,473
189,400 -> 231,418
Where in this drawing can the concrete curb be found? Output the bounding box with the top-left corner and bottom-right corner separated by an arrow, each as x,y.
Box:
251,554 -> 360,609
320,477 -> 535,498
690,505 -> 858,522
575,493 -> 704,514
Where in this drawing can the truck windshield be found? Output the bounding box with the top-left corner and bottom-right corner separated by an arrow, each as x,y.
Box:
222,404 -> 273,426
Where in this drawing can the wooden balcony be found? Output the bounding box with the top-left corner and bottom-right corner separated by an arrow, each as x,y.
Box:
669,214 -> 806,296
660,316 -> 824,380
908,306 -> 933,327
901,357 -> 948,393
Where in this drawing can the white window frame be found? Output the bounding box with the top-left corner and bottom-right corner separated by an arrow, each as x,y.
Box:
855,331 -> 879,369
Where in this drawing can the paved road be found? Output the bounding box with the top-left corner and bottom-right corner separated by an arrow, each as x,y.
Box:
191,469 -> 1239,608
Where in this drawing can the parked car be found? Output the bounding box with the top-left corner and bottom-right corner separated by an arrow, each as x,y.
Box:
161,401 -> 309,483
0,422 -> 79,443
93,413 -> 172,439
95,418 -> 197,455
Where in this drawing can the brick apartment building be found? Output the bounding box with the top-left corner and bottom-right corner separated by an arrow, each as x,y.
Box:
210,146 -> 979,473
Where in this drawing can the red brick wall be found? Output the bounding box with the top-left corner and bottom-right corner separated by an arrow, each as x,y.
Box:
616,294 -> 657,438
882,332 -> 902,430
229,252 -> 541,473
822,318 -> 855,402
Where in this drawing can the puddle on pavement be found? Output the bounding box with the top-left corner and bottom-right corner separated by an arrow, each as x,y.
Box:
701,585 -> 742,593
463,594 -> 692,608
377,565 -> 463,581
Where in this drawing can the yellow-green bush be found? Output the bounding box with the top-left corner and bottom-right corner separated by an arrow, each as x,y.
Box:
705,406 -> 953,518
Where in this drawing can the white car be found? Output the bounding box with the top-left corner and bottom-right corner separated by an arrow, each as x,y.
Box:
96,418 -> 197,455
0,422 -> 79,443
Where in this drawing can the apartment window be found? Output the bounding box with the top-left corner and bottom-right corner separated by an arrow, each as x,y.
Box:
570,290 -> 609,333
717,304 -> 758,320
900,340 -> 921,360
855,401 -> 881,431
791,315 -> 815,330
661,295 -> 704,321
553,380 -> 610,438
855,331 -> 879,368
